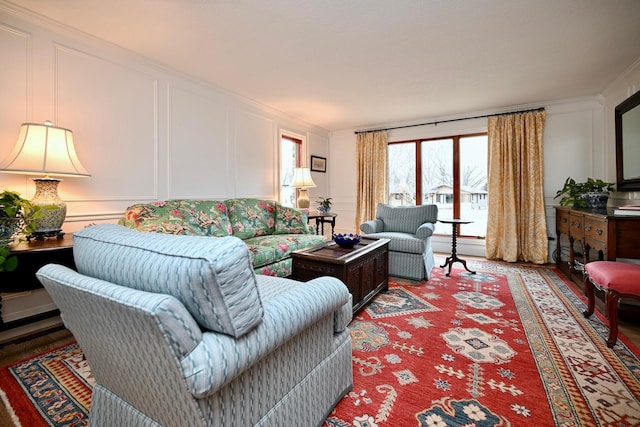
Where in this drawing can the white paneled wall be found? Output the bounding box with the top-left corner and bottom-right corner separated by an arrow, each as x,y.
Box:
233,110 -> 277,198
603,57 -> 640,206
167,84 -> 229,199
55,44 -> 160,205
308,131 -> 330,206
0,4 -> 329,341
0,5 -> 330,234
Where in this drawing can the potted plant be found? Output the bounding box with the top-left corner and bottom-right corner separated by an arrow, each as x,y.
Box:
0,190 -> 42,271
554,177 -> 615,210
316,197 -> 333,213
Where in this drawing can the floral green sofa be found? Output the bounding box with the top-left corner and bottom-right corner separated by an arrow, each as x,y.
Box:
118,198 -> 326,277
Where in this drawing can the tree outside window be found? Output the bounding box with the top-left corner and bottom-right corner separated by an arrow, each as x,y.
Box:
389,134 -> 487,237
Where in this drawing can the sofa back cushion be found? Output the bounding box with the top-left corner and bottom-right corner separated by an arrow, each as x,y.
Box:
225,198 -> 276,239
73,224 -> 263,338
274,205 -> 309,234
119,200 -> 232,237
376,203 -> 438,234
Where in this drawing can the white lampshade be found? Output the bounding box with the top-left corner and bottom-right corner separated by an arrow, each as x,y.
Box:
291,167 -> 316,209
0,121 -> 90,239
0,122 -> 90,177
291,167 -> 316,189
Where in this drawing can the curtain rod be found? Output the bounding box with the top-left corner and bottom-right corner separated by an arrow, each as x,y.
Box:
354,107 -> 545,135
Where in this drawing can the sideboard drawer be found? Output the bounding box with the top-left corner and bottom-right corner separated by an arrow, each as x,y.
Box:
569,212 -> 584,238
584,216 -> 607,252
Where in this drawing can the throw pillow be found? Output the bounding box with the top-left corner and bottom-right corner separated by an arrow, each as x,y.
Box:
274,205 -> 308,234
225,198 -> 276,239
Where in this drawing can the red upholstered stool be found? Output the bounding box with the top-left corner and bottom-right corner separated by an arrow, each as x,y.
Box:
583,261 -> 640,348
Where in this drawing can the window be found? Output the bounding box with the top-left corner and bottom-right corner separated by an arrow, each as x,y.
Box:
388,133 -> 488,237
280,134 -> 302,207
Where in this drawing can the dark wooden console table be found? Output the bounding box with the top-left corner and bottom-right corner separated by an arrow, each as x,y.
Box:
291,237 -> 389,315
1,234 -> 74,345
555,207 -> 640,278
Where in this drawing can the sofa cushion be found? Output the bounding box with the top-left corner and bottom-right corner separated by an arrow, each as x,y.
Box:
377,203 -> 438,234
119,199 -> 232,237
246,234 -> 326,266
73,224 -> 263,337
244,241 -> 279,270
274,205 -> 309,234
364,231 -> 426,254
225,198 -> 276,239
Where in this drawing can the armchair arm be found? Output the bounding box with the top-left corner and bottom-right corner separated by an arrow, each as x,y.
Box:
415,222 -> 436,239
360,219 -> 384,234
182,276 -> 350,398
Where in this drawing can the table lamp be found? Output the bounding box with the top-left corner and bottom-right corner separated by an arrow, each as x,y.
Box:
0,121 -> 90,240
291,167 -> 316,209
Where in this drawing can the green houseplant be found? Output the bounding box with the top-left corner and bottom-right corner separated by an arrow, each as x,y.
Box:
316,197 -> 333,213
554,177 -> 615,210
0,190 -> 42,271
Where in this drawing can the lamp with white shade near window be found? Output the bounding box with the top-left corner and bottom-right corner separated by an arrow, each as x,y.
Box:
291,167 -> 316,209
0,121 -> 90,240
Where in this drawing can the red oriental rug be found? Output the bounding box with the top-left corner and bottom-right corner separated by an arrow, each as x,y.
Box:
2,259 -> 640,426
323,260 -> 640,427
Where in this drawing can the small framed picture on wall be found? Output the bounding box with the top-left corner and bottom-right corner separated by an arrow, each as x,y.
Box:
310,156 -> 327,173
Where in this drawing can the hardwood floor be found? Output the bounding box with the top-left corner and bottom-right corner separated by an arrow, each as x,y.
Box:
0,328 -> 73,367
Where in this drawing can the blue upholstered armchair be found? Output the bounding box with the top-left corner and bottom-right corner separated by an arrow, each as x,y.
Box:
360,203 -> 438,280
37,224 -> 353,427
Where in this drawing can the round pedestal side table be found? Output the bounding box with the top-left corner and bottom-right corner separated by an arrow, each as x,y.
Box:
438,218 -> 476,277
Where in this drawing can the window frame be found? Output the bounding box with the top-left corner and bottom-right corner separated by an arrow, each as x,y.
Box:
388,132 -> 487,238
280,133 -> 304,207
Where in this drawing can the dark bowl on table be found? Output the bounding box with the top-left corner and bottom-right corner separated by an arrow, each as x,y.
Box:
332,233 -> 361,248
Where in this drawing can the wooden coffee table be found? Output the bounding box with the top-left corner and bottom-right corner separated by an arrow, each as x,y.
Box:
291,237 -> 389,314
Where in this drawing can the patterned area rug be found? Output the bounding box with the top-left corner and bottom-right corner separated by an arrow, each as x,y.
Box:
324,260 -> 640,427
0,342 -> 92,426
1,260 -> 640,426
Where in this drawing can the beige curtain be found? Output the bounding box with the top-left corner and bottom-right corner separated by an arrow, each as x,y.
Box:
355,130 -> 388,229
486,110 -> 548,264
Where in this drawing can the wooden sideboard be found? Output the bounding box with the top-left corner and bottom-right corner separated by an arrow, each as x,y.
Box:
555,207 -> 640,278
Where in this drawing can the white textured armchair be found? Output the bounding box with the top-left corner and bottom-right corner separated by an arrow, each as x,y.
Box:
360,203 -> 438,280
37,224 -> 353,427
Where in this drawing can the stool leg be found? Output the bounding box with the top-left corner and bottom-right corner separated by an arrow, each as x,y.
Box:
605,290 -> 621,348
583,272 -> 596,318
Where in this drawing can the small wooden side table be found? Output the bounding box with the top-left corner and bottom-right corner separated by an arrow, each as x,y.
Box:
438,219 -> 476,277
1,234 -> 74,345
307,212 -> 337,235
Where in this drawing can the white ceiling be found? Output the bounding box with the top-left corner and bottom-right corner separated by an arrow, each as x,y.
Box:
9,0 -> 640,131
